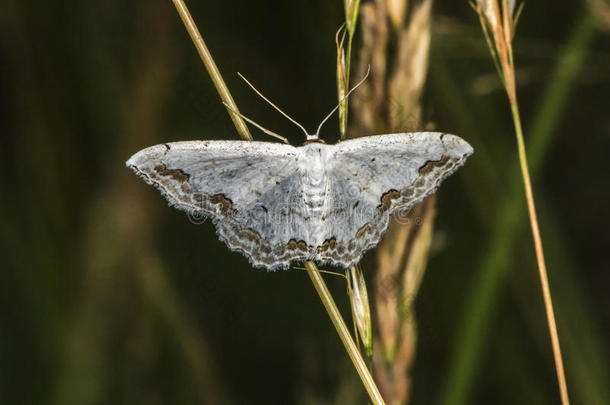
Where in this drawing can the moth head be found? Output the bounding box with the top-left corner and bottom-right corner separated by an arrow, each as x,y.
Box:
304,136 -> 326,145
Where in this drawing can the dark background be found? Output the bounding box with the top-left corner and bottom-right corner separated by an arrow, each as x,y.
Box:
1,0 -> 609,404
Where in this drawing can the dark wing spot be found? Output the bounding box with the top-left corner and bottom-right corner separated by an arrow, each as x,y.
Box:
418,155 -> 450,176
297,241 -> 308,252
210,193 -> 233,214
381,189 -> 401,209
401,187 -> 414,198
286,239 -> 298,251
154,164 -> 190,182
240,228 -> 260,243
287,239 -> 309,252
318,237 -> 337,252
356,223 -> 370,239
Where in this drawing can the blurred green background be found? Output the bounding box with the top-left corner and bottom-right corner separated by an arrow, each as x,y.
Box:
1,0 -> 609,404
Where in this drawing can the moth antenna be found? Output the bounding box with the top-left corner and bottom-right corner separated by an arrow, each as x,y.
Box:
237,72 -> 310,139
222,102 -> 290,144
315,65 -> 371,138
291,266 -> 346,278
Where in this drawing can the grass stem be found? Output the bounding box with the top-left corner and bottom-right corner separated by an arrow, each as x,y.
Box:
339,0 -> 360,139
440,9 -> 594,405
170,0 -> 252,141
305,262 -> 385,405
340,31 -> 355,138
509,102 -> 569,405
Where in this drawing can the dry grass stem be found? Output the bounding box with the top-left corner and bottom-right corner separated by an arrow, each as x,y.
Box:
170,0 -> 252,141
374,198 -> 435,404
337,25 -> 349,137
306,263 -> 385,405
352,0 -> 389,135
339,0 -> 362,138
387,0 -> 409,30
388,0 -> 432,131
474,1 -> 570,404
347,265 -> 374,357
350,1 -> 434,403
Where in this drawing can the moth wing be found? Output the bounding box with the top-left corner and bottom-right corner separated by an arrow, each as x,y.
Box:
318,132 -> 473,267
126,140 -> 310,269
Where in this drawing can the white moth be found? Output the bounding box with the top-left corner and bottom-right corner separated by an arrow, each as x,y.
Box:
126,75 -> 473,270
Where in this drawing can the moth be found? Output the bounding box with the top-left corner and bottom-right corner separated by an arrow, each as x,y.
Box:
126,74 -> 473,270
